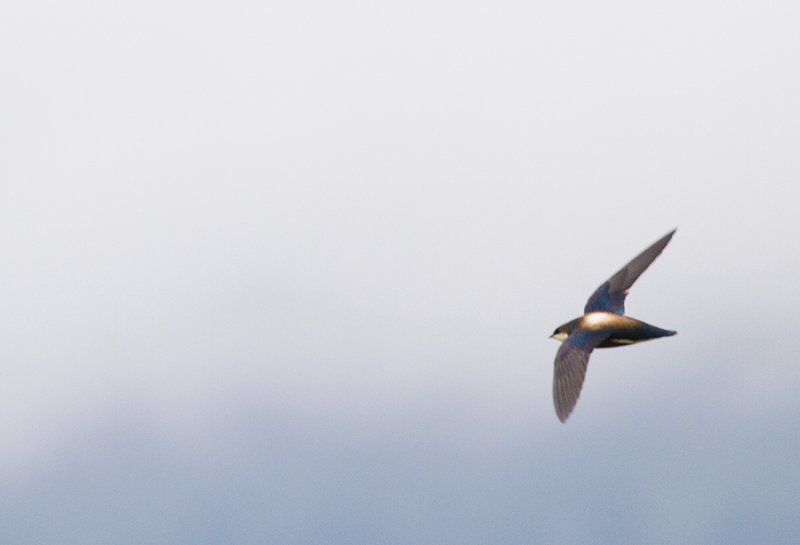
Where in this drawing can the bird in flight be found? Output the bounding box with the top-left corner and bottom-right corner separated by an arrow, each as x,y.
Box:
550,229 -> 677,422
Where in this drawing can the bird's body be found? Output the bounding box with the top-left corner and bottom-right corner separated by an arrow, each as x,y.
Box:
555,312 -> 675,347
550,230 -> 677,422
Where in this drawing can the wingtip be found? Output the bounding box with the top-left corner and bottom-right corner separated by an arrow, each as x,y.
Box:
554,398 -> 575,423
554,398 -> 573,423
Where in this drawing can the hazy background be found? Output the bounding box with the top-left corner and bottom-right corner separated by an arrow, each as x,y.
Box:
2,1 -> 799,543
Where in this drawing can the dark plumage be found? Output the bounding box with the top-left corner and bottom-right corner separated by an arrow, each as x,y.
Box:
550,230 -> 677,422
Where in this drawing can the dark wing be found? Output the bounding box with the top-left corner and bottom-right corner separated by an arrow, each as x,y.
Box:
553,330 -> 609,422
584,229 -> 676,315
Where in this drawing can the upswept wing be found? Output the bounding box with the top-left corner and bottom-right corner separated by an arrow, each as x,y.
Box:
584,229 -> 676,315
553,330 -> 609,422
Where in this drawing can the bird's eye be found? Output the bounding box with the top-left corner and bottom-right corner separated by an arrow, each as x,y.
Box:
552,328 -> 561,336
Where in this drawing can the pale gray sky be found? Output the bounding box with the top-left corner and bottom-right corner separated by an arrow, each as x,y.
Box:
2,1 -> 800,543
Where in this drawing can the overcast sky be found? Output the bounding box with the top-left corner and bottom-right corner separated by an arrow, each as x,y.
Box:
2,1 -> 800,543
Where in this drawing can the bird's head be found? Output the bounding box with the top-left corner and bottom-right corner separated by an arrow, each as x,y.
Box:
550,318 -> 579,342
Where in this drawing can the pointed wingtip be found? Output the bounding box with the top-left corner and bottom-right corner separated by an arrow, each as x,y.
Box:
554,387 -> 578,423
554,393 -> 575,423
